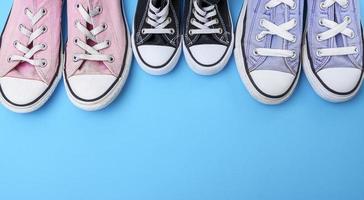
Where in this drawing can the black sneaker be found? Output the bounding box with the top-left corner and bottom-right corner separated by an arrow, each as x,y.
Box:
183,0 -> 234,75
132,0 -> 182,75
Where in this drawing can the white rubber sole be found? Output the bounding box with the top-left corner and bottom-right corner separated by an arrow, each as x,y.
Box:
183,35 -> 234,76
64,4 -> 132,111
302,37 -> 364,103
0,49 -> 64,114
234,1 -> 300,105
131,32 -> 182,76
183,1 -> 234,76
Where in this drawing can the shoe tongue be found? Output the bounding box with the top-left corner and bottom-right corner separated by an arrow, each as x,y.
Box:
151,0 -> 168,8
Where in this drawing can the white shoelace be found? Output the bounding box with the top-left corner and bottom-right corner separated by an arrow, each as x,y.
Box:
142,0 -> 174,35
188,0 -> 221,35
73,4 -> 113,63
255,0 -> 297,58
9,8 -> 48,67
316,0 -> 357,57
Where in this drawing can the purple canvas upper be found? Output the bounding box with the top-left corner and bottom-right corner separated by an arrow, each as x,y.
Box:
306,0 -> 363,72
243,0 -> 304,75
0,0 -> 62,85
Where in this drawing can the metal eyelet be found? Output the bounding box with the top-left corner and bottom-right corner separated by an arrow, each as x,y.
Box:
41,8 -> 47,15
96,6 -> 103,14
188,30 -> 193,36
259,19 -> 265,26
320,2 -> 326,10
218,28 -> 223,34
108,56 -> 115,63
73,55 -> 79,62
169,29 -> 175,35
40,59 -> 47,68
344,16 -> 351,23
291,51 -> 297,59
291,35 -> 297,43
102,23 -> 108,30
316,50 -> 322,57
354,47 -> 359,53
13,40 -> 18,47
349,32 -> 355,39
41,43 -> 47,50
106,40 -> 111,47
42,26 -> 48,33
316,35 -> 323,41
73,38 -> 79,44
319,18 -> 324,26
141,29 -> 146,35
7,56 -> 12,63
253,49 -> 259,56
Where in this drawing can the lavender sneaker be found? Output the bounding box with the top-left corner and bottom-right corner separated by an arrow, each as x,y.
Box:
303,0 -> 364,102
235,0 -> 303,104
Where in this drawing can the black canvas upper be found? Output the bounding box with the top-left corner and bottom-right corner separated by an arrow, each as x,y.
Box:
183,0 -> 232,47
134,0 -> 181,48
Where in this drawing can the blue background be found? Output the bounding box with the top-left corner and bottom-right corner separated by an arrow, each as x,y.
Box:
1,0 -> 364,200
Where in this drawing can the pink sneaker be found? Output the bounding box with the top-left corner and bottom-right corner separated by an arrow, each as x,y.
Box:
0,0 -> 63,113
64,0 -> 132,111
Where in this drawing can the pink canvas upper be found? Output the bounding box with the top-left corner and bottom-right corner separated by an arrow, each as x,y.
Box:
66,0 -> 128,78
0,0 -> 62,85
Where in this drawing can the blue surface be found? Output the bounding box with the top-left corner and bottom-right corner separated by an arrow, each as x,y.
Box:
0,1 -> 364,200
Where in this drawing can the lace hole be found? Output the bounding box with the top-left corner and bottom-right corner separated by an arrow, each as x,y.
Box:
76,4 -> 81,9
316,35 -> 323,41
13,40 -> 18,47
41,8 -> 47,15
102,23 -> 108,30
41,43 -> 47,50
7,57 -> 12,63
108,56 -> 115,63
320,2 -> 326,9
96,6 -> 103,14
188,30 -> 193,36
218,28 -> 223,34
106,40 -> 111,46
141,29 -> 146,35
40,59 -> 47,68
169,29 -> 175,35
291,35 -> 297,43
291,51 -> 297,59
350,32 -> 355,39
253,49 -> 259,56
316,50 -> 322,57
73,38 -> 79,44
73,56 -> 79,62
319,19 -> 324,26
344,16 -> 351,23
42,26 -> 48,33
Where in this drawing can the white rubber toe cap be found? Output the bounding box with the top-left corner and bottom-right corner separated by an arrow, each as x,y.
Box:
68,75 -> 116,101
317,67 -> 362,94
189,44 -> 227,66
137,45 -> 175,67
250,70 -> 295,97
0,77 -> 48,105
